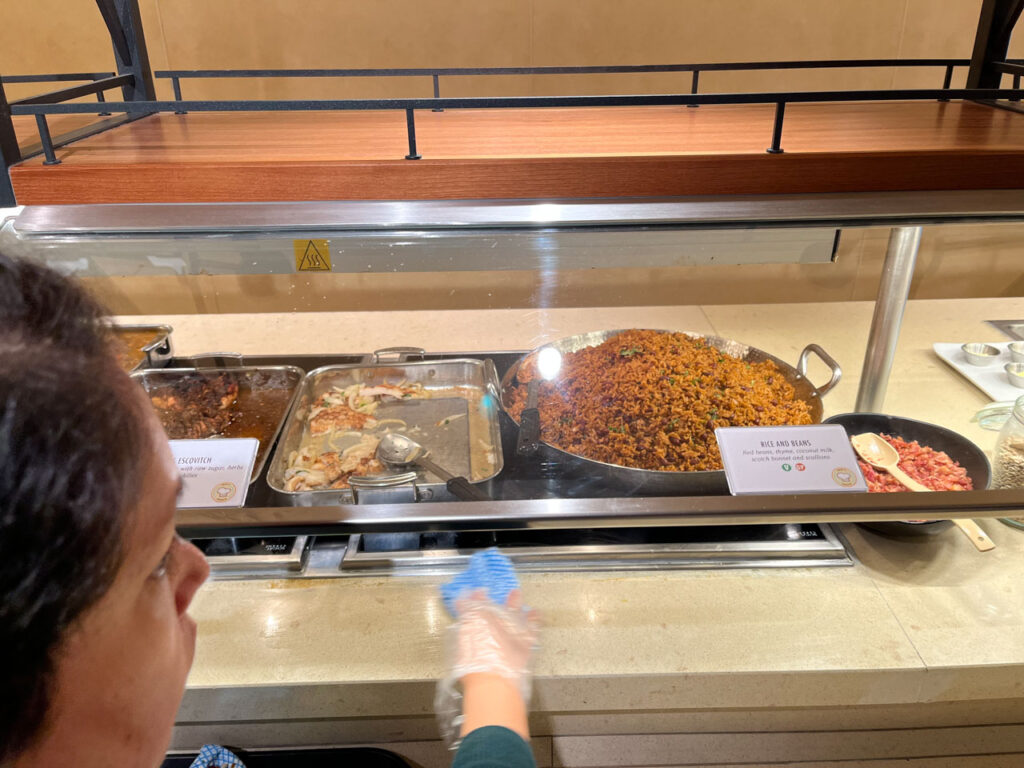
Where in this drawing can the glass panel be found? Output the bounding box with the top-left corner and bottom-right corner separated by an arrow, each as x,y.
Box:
4,200 -> 1024,528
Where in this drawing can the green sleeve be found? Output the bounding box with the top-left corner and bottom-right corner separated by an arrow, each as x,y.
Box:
451,725 -> 537,768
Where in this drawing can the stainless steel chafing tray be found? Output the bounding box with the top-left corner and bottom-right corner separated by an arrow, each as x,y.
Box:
267,356 -> 504,505
110,323 -> 174,372
131,365 -> 304,483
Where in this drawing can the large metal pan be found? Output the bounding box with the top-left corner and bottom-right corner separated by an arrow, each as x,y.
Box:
499,329 -> 842,495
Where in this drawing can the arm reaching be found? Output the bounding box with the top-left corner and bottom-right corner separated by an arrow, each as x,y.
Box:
436,588 -> 540,749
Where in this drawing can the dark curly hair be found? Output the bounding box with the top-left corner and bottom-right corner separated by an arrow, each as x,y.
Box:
0,253 -> 148,761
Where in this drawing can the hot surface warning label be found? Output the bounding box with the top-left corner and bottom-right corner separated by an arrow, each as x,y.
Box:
293,239 -> 332,271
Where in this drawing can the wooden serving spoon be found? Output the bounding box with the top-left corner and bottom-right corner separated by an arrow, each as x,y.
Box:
850,432 -> 995,552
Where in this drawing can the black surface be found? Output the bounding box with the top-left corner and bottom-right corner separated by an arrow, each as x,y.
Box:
823,412 -> 991,537
446,475 -> 492,502
409,523 -> 828,551
193,536 -> 297,556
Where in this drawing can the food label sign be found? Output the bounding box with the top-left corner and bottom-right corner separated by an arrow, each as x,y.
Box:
715,425 -> 867,495
169,438 -> 259,508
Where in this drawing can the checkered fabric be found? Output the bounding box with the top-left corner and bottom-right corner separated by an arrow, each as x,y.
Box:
189,744 -> 246,768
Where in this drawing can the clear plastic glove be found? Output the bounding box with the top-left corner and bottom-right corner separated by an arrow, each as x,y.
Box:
435,589 -> 540,748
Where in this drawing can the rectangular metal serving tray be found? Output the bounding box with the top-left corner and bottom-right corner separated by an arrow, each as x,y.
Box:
131,365 -> 304,483
111,322 -> 174,372
267,358 -> 504,505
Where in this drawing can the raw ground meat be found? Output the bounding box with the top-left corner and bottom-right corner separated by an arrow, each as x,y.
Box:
858,433 -> 973,492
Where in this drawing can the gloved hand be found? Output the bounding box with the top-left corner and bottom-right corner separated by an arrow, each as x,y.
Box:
435,588 -> 540,748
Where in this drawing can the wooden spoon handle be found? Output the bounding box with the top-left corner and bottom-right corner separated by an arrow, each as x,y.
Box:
952,519 -> 996,551
887,465 -> 933,493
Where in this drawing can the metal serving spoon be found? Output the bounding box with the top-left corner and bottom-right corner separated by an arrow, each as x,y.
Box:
376,432 -> 490,502
850,432 -> 995,552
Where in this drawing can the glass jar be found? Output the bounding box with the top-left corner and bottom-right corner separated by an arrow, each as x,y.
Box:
994,395 -> 1024,530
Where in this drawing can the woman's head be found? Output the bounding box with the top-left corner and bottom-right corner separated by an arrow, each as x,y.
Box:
0,254 -> 209,766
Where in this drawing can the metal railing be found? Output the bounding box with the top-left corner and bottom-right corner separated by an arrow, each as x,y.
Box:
6,57 -> 1024,167
1,72 -> 114,84
9,58 -> 1024,165
155,58 -> 981,112
1,71 -> 118,117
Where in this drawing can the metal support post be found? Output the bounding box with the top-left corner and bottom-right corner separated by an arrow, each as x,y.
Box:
687,70 -> 700,107
431,74 -> 443,112
855,226 -> 922,413
404,108 -> 421,159
0,79 -> 19,205
766,101 -> 785,153
171,76 -> 187,114
1014,73 -> 1022,101
95,0 -> 156,107
938,64 -> 954,101
967,0 -> 1024,88
96,89 -> 111,115
35,115 -> 61,165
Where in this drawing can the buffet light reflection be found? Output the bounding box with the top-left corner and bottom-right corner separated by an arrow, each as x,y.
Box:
538,346 -> 562,381
529,203 -> 561,223
425,597 -> 440,635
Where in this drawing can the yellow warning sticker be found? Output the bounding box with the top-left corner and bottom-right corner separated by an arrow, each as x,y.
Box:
293,239 -> 332,272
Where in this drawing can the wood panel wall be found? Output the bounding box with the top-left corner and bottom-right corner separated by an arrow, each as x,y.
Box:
4,1 -> 1022,103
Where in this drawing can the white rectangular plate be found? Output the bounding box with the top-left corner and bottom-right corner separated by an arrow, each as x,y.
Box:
933,342 -> 1023,401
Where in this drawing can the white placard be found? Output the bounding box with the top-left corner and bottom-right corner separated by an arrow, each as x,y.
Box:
715,425 -> 868,495
169,438 -> 259,508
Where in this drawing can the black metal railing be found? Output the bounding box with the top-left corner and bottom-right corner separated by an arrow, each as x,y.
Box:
1,72 -> 114,84
10,86 -> 1024,163
4,73 -> 141,165
6,58 -> 1024,169
1,71 -> 118,117
154,58 -> 979,108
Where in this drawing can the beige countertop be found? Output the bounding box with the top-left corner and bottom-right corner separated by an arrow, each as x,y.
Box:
136,298 -> 1024,744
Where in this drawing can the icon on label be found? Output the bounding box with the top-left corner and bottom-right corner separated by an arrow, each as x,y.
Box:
832,467 -> 858,487
781,463 -> 792,472
795,462 -> 806,472
293,239 -> 332,272
211,482 -> 238,503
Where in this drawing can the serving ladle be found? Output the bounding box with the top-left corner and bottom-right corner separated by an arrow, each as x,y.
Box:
376,432 -> 490,502
850,432 -> 994,552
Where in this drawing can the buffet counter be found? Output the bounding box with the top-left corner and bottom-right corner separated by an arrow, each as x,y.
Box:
158,297 -> 1024,767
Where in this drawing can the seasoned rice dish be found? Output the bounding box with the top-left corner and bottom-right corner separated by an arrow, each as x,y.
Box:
505,329 -> 814,471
